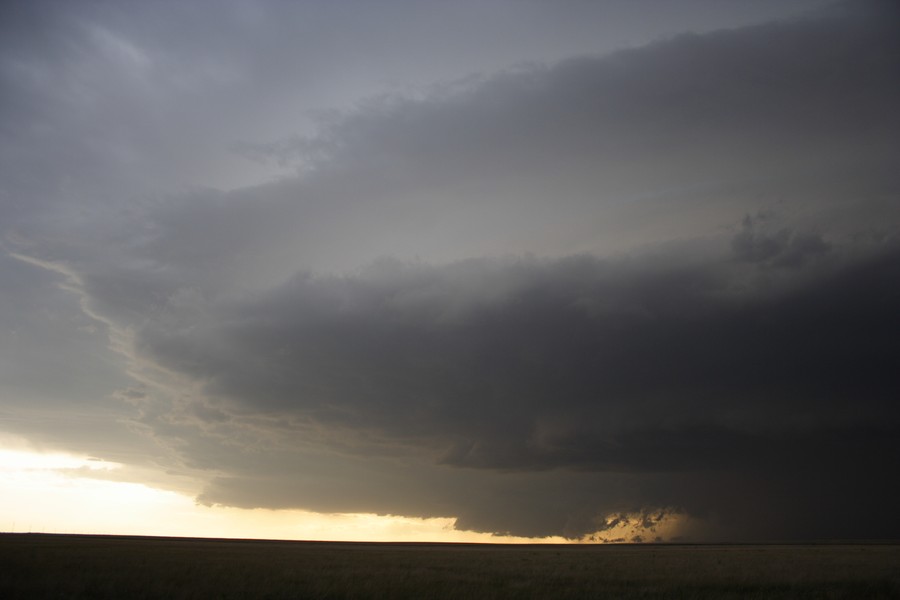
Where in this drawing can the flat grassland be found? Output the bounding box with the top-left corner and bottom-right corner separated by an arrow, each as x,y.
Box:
1,534 -> 898,599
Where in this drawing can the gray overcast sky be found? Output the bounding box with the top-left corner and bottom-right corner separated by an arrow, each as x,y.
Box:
1,0 -> 899,541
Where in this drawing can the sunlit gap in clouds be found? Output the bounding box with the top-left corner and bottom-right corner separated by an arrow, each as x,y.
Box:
581,510 -> 703,544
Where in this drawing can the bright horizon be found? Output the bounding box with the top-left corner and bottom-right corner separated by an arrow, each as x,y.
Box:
1,443 -> 693,543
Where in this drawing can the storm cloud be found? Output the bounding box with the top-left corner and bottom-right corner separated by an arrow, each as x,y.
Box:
129,235 -> 900,538
2,0 -> 899,540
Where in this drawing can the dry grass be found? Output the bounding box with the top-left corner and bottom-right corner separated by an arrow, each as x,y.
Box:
1,533 -> 898,599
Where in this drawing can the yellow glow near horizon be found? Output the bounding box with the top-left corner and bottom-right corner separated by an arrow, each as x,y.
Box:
0,448 -> 122,472
0,444 -> 569,543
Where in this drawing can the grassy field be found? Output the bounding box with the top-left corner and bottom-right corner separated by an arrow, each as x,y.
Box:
1,534 -> 898,599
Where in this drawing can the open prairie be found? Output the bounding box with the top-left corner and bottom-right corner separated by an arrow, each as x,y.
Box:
1,534 -> 898,599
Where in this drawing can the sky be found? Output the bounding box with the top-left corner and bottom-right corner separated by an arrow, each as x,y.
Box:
1,0 -> 898,543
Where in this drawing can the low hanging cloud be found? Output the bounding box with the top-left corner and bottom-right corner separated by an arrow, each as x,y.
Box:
5,0 -> 900,540
123,230 -> 900,539
135,242 -> 897,465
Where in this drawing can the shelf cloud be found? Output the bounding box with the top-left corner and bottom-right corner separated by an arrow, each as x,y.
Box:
2,0 -> 898,540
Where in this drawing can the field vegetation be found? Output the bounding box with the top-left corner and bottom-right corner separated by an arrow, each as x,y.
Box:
1,533 -> 898,599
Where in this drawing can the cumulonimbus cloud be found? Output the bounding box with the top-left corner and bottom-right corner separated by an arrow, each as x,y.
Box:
4,0 -> 899,540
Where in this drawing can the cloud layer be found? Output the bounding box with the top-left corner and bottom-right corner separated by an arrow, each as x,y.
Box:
2,0 -> 899,540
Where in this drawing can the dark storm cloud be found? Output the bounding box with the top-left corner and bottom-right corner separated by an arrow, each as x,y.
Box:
3,0 -> 899,540
128,228 -> 900,538
135,236 -> 900,468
